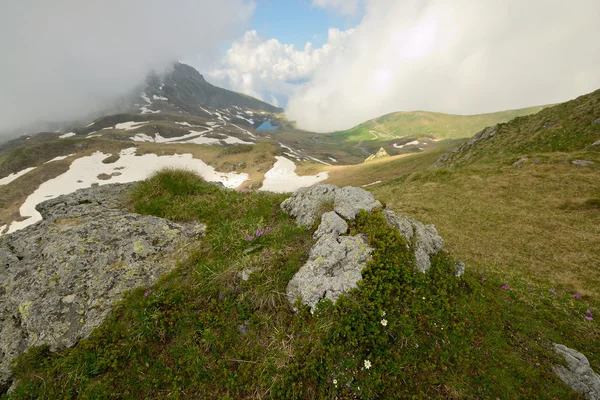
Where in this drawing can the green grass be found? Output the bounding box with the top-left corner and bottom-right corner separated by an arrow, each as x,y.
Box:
437,89 -> 600,167
333,105 -> 550,143
6,167 -> 598,399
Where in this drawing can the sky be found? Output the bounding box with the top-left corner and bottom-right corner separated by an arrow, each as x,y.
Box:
2,0 -> 600,134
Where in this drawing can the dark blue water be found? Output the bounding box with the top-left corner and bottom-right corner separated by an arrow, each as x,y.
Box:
257,120 -> 279,131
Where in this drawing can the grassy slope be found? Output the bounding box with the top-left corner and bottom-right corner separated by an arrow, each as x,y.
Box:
437,89 -> 600,167
6,169 -> 597,399
333,105 -> 550,142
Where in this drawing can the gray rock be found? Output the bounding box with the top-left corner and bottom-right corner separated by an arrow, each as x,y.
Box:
592,118 -> 600,125
454,261 -> 466,277
0,183 -> 205,392
281,184 -> 381,228
286,234 -> 372,312
382,209 -> 444,273
313,211 -> 348,239
435,125 -> 498,167
281,184 -> 338,227
333,186 -> 382,221
572,160 -> 595,167
591,140 -> 600,147
553,344 -> 600,400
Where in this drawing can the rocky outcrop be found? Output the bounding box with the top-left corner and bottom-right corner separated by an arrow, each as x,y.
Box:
286,230 -> 372,312
382,209 -> 447,274
435,125 -> 498,167
0,183 -> 205,392
283,185 -> 462,312
281,184 -> 382,228
365,147 -> 390,163
313,211 -> 348,239
553,344 -> 600,399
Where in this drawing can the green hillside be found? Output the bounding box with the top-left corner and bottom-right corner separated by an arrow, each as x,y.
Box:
436,89 -> 600,167
333,105 -> 550,142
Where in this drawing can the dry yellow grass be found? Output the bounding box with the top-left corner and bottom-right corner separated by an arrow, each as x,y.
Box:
295,145 -> 453,187
368,160 -> 600,298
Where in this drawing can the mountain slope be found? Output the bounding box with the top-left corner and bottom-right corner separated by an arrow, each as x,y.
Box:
334,105 -> 550,142
436,88 -> 600,167
140,63 -> 282,116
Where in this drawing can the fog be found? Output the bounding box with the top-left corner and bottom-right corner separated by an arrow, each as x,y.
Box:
286,0 -> 600,132
0,0 -> 255,134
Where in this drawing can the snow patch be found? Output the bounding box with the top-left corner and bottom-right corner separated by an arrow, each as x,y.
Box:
153,95 -> 168,101
393,140 -> 419,149
230,123 -> 256,138
140,106 -> 161,114
260,156 -> 328,193
362,181 -> 382,188
44,154 -> 75,164
140,93 -> 151,103
6,148 -> 248,234
0,167 -> 36,186
115,121 -> 147,131
59,132 -> 76,139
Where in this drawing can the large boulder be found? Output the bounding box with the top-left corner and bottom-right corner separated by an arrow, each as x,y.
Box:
287,230 -> 372,312
0,184 -> 204,392
553,344 -> 600,399
281,184 -> 382,228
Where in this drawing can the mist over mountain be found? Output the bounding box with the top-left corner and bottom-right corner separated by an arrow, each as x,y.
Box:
0,0 -> 255,136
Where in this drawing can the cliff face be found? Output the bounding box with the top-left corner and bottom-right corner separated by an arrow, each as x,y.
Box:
0,183 -> 205,392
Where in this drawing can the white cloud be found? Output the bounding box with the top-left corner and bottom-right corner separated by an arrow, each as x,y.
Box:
312,0 -> 360,16
286,0 -> 600,132
209,28 -> 353,107
0,0 -> 255,133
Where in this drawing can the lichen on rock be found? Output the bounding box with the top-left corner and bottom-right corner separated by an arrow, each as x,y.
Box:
553,343 -> 600,400
0,183 -> 205,392
282,184 -> 463,312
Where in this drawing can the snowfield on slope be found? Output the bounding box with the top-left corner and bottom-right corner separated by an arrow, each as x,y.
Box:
0,167 -> 37,186
5,148 -> 249,234
259,156 -> 328,193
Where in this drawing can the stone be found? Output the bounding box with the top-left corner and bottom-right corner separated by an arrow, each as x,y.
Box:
281,184 -> 338,228
0,183 -> 205,392
553,344 -> 600,400
572,160 -> 595,167
454,261 -> 466,277
592,118 -> 600,125
382,209 -> 444,273
591,140 -> 600,147
280,184 -> 382,228
313,211 -> 348,239
286,234 -> 372,312
334,186 -> 382,221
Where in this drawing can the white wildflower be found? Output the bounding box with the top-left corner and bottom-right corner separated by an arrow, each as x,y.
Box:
381,319 -> 388,327
364,360 -> 372,369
